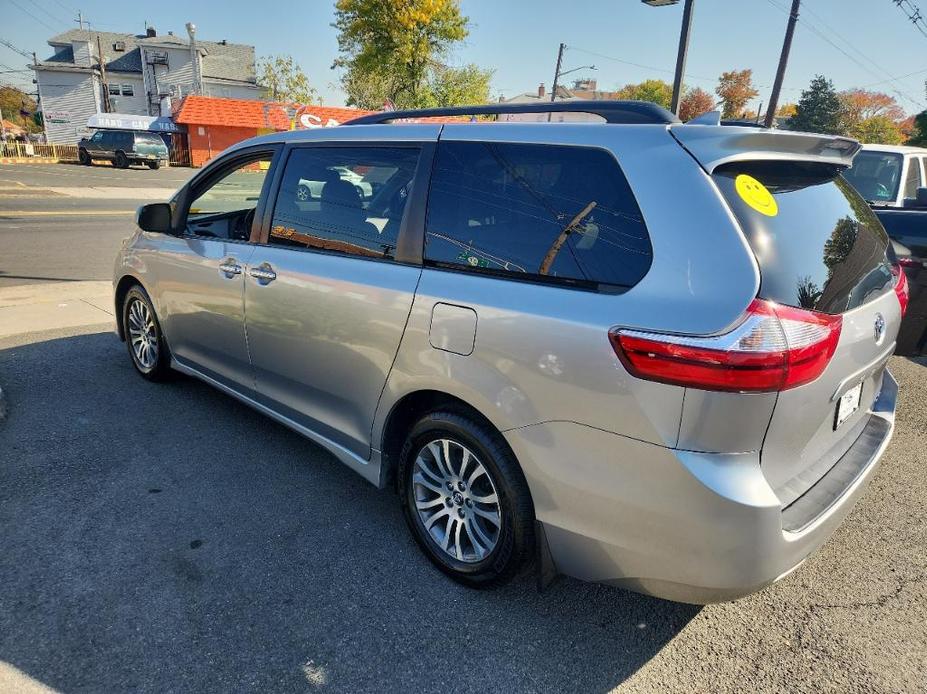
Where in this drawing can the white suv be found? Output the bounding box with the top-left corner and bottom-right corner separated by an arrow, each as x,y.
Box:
842,144 -> 927,208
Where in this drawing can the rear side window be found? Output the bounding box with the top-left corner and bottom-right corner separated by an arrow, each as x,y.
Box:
903,157 -> 922,199
715,161 -> 892,314
424,141 -> 652,290
270,146 -> 419,260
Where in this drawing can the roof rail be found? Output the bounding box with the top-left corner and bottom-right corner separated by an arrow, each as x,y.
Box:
344,100 -> 680,126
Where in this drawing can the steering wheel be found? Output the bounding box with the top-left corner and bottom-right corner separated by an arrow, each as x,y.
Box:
876,183 -> 890,199
234,208 -> 256,240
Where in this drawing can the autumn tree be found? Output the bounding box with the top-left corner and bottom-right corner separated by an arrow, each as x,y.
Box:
678,87 -> 715,121
258,55 -> 317,103
715,69 -> 758,118
788,75 -> 842,134
850,115 -> 904,144
839,89 -> 904,123
616,79 -> 673,109
776,103 -> 797,118
334,0 -> 490,109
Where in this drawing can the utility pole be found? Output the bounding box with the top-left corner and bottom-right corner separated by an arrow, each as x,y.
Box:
76,10 -> 84,30
669,0 -> 695,115
548,42 -> 565,122
96,34 -> 110,113
765,0 -> 800,129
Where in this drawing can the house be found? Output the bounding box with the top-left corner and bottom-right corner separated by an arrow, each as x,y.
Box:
173,95 -> 373,166
32,27 -> 263,143
499,79 -> 620,122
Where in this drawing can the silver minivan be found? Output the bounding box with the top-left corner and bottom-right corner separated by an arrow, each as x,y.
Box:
114,102 -> 907,603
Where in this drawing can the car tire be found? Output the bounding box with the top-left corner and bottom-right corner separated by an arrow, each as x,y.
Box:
114,151 -> 129,169
78,148 -> 91,165
296,183 -> 311,202
122,285 -> 172,382
148,161 -> 161,170
398,410 -> 535,588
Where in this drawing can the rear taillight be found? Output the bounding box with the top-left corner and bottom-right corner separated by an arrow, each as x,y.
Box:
609,300 -> 842,393
891,264 -> 909,317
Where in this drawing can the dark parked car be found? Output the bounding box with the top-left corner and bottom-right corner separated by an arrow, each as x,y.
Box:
876,208 -> 925,355
78,129 -> 169,169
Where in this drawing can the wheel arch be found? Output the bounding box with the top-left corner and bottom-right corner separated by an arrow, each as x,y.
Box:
114,274 -> 143,341
378,389 -> 519,492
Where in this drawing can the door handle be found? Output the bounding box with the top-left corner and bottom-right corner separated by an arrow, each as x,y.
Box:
219,258 -> 242,278
249,263 -> 277,284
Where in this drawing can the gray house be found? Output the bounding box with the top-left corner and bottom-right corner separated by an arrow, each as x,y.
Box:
33,27 -> 264,143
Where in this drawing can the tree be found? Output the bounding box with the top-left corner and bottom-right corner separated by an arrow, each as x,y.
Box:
334,0 -> 476,109
0,86 -> 40,133
839,89 -> 904,124
907,111 -> 927,146
258,55 -> 317,104
850,115 -> 904,144
776,103 -> 797,118
715,69 -> 758,118
425,64 -> 493,108
616,79 -> 673,109
788,75 -> 842,134
678,87 -> 715,121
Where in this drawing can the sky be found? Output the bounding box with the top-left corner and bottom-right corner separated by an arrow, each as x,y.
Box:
2,0 -> 926,115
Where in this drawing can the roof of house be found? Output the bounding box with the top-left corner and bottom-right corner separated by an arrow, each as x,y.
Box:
173,95 -> 373,129
35,29 -> 257,84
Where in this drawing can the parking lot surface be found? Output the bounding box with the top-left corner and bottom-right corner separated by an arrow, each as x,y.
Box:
0,163 -> 925,693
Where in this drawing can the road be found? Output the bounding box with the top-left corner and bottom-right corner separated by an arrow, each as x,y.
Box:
0,162 -> 925,693
0,163 -> 191,288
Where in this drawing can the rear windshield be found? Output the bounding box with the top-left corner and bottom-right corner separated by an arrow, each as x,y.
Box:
714,161 -> 892,314
840,150 -> 903,204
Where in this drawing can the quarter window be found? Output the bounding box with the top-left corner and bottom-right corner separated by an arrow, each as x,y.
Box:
423,141 -> 652,289
269,146 -> 419,260
903,157 -> 922,199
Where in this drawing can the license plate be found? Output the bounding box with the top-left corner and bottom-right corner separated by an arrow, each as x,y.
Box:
835,382 -> 863,429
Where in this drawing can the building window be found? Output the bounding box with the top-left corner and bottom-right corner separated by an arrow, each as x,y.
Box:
108,84 -> 120,96
122,84 -> 134,97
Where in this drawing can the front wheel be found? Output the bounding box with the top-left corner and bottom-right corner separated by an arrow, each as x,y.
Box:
398,411 -> 535,588
148,160 -> 161,169
122,286 -> 171,381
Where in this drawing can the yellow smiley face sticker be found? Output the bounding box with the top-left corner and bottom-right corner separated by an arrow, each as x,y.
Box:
735,174 -> 778,217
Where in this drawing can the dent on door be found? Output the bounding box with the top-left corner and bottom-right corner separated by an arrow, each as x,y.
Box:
429,302 -> 478,356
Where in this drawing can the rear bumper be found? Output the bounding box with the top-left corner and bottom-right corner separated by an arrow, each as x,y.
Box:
505,370 -> 897,604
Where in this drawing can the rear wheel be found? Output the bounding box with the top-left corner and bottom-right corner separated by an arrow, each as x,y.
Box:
78,148 -> 91,165
398,411 -> 535,588
122,286 -> 171,381
114,151 -> 129,169
148,160 -> 161,170
296,183 -> 311,201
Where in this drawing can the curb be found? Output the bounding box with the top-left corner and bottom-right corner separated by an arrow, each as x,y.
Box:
0,386 -> 7,422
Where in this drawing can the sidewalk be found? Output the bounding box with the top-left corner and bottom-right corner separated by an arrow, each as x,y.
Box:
0,281 -> 113,338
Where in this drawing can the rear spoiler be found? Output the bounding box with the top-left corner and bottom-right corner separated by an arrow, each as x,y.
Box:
669,124 -> 861,173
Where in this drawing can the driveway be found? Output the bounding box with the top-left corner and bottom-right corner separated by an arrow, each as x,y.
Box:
0,323 -> 924,693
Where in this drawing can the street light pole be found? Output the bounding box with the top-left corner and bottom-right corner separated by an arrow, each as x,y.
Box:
670,0 -> 695,115
765,0 -> 800,128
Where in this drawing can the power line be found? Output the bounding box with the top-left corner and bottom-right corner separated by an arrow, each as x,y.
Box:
892,0 -> 927,38
24,0 -> 70,28
8,0 -> 59,33
764,0 -> 924,108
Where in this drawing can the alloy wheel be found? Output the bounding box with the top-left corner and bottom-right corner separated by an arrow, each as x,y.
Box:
411,438 -> 502,563
126,298 -> 158,370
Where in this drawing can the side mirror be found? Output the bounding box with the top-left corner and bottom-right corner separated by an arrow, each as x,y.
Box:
136,202 -> 172,233
916,187 -> 927,208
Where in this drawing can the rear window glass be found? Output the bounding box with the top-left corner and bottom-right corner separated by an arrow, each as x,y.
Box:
714,161 -> 892,314
424,141 -> 652,290
841,150 -> 903,204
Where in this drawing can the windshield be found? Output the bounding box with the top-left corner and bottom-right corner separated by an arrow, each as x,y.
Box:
841,150 -> 903,204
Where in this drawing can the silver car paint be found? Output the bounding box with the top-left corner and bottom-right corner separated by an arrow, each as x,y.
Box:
113,121 -> 899,603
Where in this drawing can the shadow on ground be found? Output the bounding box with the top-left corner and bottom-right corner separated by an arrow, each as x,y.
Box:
0,332 -> 698,693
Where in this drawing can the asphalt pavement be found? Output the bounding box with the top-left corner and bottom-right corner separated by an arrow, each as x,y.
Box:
0,163 -> 190,288
0,162 -> 925,693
